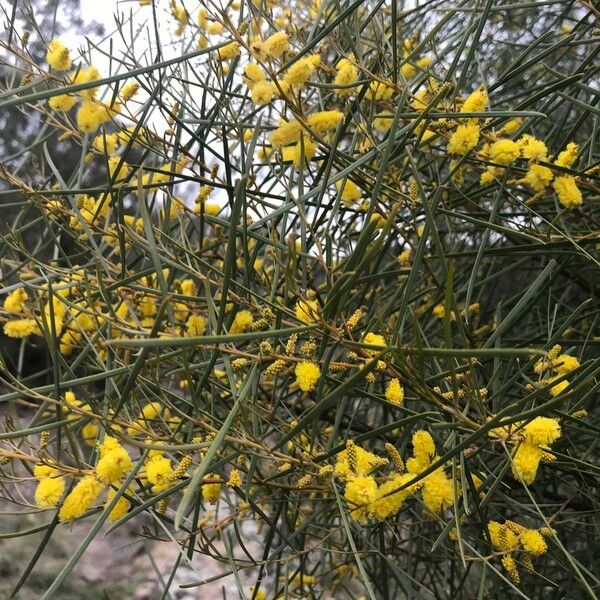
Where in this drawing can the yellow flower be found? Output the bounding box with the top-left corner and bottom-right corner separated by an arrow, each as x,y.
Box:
92,133 -> 119,154
186,314 -> 206,336
407,430 -> 435,473
282,136 -> 317,168
243,63 -> 265,88
217,42 -> 240,61
46,39 -> 72,71
336,179 -> 361,204
105,486 -> 130,522
385,378 -> 404,405
230,310 -> 254,334
488,521 -> 518,551
448,123 -> 480,155
334,446 -> 381,478
555,354 -> 579,375
501,118 -> 522,135
553,175 -> 582,209
121,80 -> 139,101
489,139 -> 519,164
362,332 -> 386,355
34,464 -> 60,480
511,442 -> 543,484
369,472 -> 414,520
281,54 -> 320,89
307,110 -> 343,134
145,455 -> 173,492
48,93 -> 77,112
422,469 -> 454,514
518,135 -> 548,161
35,476 -> 66,508
77,101 -> 110,134
295,298 -> 319,323
523,164 -> 553,191
202,482 -> 221,504
3,288 -> 28,313
519,529 -> 547,555
554,142 -> 578,168
344,474 -> 378,522
460,89 -> 488,113
96,444 -> 133,483
71,65 -> 101,99
521,417 -> 561,447
294,361 -> 320,392
58,474 -> 105,522
251,81 -> 275,105
334,57 -> 358,96
3,318 -> 37,338
550,377 -> 569,397
365,80 -> 394,101
271,120 -> 303,147
265,31 -> 289,58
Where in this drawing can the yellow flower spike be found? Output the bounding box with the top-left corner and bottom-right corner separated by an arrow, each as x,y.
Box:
523,164 -> 553,191
306,110 -> 344,134
96,443 -> 133,484
553,175 -> 582,209
46,39 -> 72,71
519,529 -> 547,556
186,314 -> 206,336
230,310 -> 254,334
518,134 -> 548,161
35,476 -> 66,508
460,89 -> 488,113
295,298 -> 319,323
369,472 -> 414,520
421,469 -> 454,514
202,482 -> 221,504
488,139 -> 520,164
448,123 -> 480,155
362,332 -> 386,355
511,442 -> 543,484
385,378 -> 404,405
554,142 -> 578,168
335,179 -> 362,205
58,474 -> 105,522
344,474 -> 378,523
105,486 -> 131,522
3,318 -> 37,338
294,360 -> 320,392
264,31 -> 289,58
521,417 -> 561,447
281,54 -> 320,89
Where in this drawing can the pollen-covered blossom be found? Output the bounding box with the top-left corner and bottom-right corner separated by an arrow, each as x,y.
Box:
334,445 -> 383,479
186,314 -> 206,336
71,65 -> 101,99
362,332 -> 386,355
35,475 -> 66,508
3,288 -> 28,313
48,93 -> 77,112
105,486 -> 130,522
295,298 -> 319,323
553,175 -> 582,209
58,474 -> 105,522
121,80 -> 139,101
336,179 -> 361,204
518,134 -> 548,161
251,81 -> 276,105
460,89 -> 488,113
230,310 -> 254,334
281,54 -> 320,89
294,360 -> 321,391
145,453 -> 173,492
77,101 -> 110,134
270,119 -> 303,148
202,482 -> 221,504
488,139 -> 520,164
344,474 -> 378,523
369,472 -> 415,520
46,39 -> 72,71
554,142 -> 578,168
523,164 -> 553,191
448,123 -> 480,155
306,110 -> 344,134
264,31 -> 289,58
3,318 -> 37,338
385,378 -> 404,405
334,57 -> 358,96
282,136 -> 317,168
217,42 -> 240,61
95,440 -> 133,484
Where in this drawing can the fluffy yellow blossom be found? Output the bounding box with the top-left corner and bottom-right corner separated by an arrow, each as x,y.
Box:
365,80 -> 394,101
519,529 -> 547,555
422,469 -> 454,514
553,175 -> 582,209
281,54 -> 320,89
488,521 -> 518,551
550,377 -> 569,397
448,123 -> 480,154
49,93 -> 77,112
521,417 -> 561,447
186,314 -> 206,336
77,101 -> 110,134
202,482 -> 221,504
265,31 -> 289,58
524,164 -> 553,191
4,288 -> 28,313
96,443 -> 133,484
34,464 -> 59,480
251,81 -> 275,105
3,318 -> 37,338
271,119 -> 303,147
554,142 -> 578,168
334,446 -> 382,478
282,136 -> 317,168
46,39 -> 72,71
385,378 -> 404,405
501,118 -> 522,134
92,133 -> 118,154
35,476 -> 66,508
71,65 -> 101,99
336,179 -> 361,204
145,455 -> 173,492
369,473 -> 415,520
362,332 -> 386,355
518,135 -> 548,161
105,486 -> 130,522
82,421 -> 98,446
294,361 -> 320,392
554,354 -> 579,374
243,63 -> 265,88
218,42 -> 240,61
406,430 -> 436,474
230,310 -> 254,334
489,139 -> 520,164
295,298 -> 319,323
58,475 -> 105,522
344,474 -> 378,523
307,110 -> 343,134
460,89 -> 488,113
121,80 -> 139,101
511,442 -> 543,484
480,169 -> 495,185
334,57 -> 358,96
